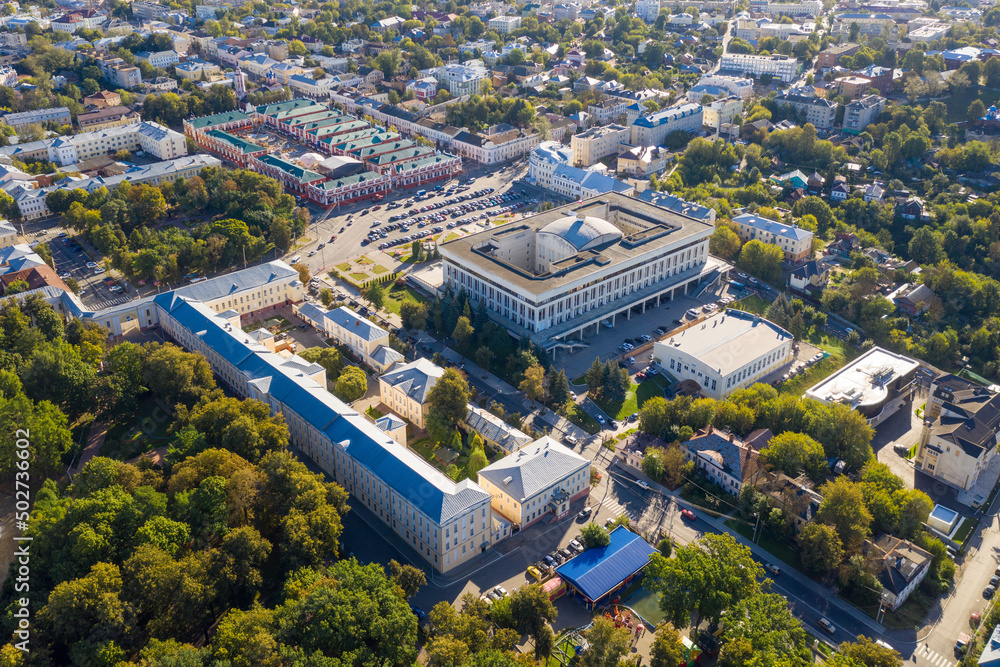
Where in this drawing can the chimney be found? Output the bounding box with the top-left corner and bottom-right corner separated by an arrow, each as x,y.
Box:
729,433 -> 734,442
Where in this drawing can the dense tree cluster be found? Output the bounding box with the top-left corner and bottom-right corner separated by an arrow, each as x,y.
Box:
49,166 -> 306,285
638,383 -> 874,469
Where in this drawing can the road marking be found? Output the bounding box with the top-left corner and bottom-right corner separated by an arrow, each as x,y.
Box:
599,496 -> 636,522
917,647 -> 951,667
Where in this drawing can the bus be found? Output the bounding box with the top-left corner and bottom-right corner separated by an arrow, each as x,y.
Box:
415,189 -> 427,197
728,280 -> 745,290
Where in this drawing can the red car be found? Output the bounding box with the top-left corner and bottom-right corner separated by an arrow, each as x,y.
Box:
681,509 -> 696,521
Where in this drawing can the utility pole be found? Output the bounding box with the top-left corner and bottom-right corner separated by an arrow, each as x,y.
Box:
752,512 -> 762,544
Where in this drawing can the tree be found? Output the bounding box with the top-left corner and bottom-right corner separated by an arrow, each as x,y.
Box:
335,366 -> 368,401
580,522 -> 611,549
760,432 -> 828,482
549,369 -> 570,406
142,342 -> 215,406
508,585 -> 557,641
641,446 -> 667,481
466,441 -> 488,480
657,537 -> 673,558
400,300 -> 428,330
452,315 -> 475,351
291,262 -> 311,284
646,533 -> 761,627
389,560 -> 427,599
798,521 -> 844,574
816,476 -> 873,554
640,397 -> 670,437
710,225 -> 742,262
908,227 -> 944,264
38,562 -> 125,652
838,636 -> 902,667
736,240 -> 784,283
426,368 -> 471,427
519,364 -> 546,406
579,617 -> 631,667
968,98 -> 987,123
361,282 -> 386,312
650,625 -> 686,667
298,347 -> 344,381
718,592 -> 812,667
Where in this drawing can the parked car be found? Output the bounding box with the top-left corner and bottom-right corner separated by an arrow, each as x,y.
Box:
549,551 -> 565,565
564,435 -> 579,447
558,547 -> 573,561
527,566 -> 544,581
984,585 -> 995,599
578,505 -> 592,519
493,586 -> 508,598
680,509 -> 696,521
568,539 -> 584,554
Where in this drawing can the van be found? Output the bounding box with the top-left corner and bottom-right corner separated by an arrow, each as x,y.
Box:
290,255 -> 302,264
686,308 -> 700,319
875,640 -> 893,651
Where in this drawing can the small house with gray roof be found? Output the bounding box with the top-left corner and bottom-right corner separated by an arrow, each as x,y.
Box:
477,436 -> 591,530
682,426 -> 762,496
379,358 -> 444,429
305,305 -> 401,373
464,404 -> 533,454
864,534 -> 932,610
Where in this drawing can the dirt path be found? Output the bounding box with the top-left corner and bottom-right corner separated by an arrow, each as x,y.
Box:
75,421 -> 108,474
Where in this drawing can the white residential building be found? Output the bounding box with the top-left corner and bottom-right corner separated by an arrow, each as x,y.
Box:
773,92 -> 837,130
629,103 -> 703,147
1,107 -> 72,130
733,213 -> 814,262
653,310 -> 794,399
636,0 -> 661,21
136,50 -> 181,68
571,124 -> 629,167
697,74 -> 755,99
527,141 -> 574,191
718,53 -> 799,83
844,95 -> 886,133
427,62 -> 488,97
702,96 -> 743,129
488,15 -> 521,33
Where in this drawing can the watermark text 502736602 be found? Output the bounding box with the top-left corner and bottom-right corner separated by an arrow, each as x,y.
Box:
13,428 -> 32,653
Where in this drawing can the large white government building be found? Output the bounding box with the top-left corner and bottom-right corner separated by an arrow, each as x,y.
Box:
439,193 -> 727,350
652,310 -> 794,399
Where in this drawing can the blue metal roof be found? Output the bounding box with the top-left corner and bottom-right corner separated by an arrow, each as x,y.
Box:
555,526 -> 657,602
153,291 -> 490,525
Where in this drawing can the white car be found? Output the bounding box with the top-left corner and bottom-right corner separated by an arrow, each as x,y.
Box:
93,267 -> 106,274
86,261 -> 98,268
637,480 -> 650,490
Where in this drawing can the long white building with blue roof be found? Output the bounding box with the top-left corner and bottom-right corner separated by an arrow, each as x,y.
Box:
153,285 -> 498,573
628,102 -> 703,147
11,260 -> 501,573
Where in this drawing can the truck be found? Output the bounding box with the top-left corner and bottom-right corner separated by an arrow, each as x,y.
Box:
956,633 -> 971,657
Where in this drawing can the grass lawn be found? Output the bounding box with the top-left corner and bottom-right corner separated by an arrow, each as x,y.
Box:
384,283 -> 429,316
350,272 -> 367,281
593,383 -> 639,421
571,374 -> 587,385
336,262 -> 351,272
725,517 -> 802,572
953,517 -> 975,545
943,85 -> 1000,123
777,354 -> 844,396
373,265 -> 389,274
355,257 -> 373,265
408,437 -> 438,462
731,293 -> 769,315
565,402 -> 601,434
366,406 -> 384,419
637,377 -> 668,406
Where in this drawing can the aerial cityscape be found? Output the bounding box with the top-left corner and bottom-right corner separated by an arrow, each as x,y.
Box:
0,0 -> 998,664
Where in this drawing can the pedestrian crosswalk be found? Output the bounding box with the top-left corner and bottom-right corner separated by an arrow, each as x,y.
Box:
917,643 -> 954,667
91,296 -> 131,310
599,496 -> 638,523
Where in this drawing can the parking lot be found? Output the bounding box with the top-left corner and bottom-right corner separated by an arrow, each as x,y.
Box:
556,285 -> 738,381
290,160 -> 539,278
35,227 -> 136,310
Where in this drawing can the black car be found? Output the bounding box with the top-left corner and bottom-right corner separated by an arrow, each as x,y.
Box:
549,551 -> 565,565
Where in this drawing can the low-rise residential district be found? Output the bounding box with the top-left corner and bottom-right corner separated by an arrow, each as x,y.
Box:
4,0 -> 1000,664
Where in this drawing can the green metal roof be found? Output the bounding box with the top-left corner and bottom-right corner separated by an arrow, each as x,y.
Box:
256,154 -> 325,183
205,129 -> 265,155
187,111 -> 253,130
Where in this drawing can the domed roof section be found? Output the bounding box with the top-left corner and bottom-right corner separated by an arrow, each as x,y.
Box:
538,214 -> 622,251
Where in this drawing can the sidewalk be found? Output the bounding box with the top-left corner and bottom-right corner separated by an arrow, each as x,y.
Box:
440,347 -> 518,396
